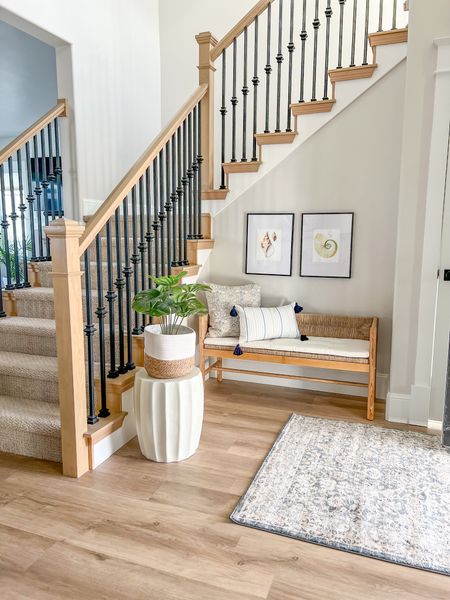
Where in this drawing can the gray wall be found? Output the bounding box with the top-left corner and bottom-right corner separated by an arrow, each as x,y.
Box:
0,20 -> 57,143
208,63 -> 406,375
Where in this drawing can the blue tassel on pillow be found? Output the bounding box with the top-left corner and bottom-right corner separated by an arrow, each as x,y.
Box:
233,344 -> 244,356
230,305 -> 238,317
294,302 -> 303,314
301,334 -> 309,341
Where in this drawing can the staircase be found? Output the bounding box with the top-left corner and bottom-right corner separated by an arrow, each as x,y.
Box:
0,0 -> 408,476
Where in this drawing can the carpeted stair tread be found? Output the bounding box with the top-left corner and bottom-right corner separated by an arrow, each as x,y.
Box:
0,395 -> 61,462
0,396 -> 60,436
0,351 -> 59,382
13,287 -> 55,320
0,317 -> 57,357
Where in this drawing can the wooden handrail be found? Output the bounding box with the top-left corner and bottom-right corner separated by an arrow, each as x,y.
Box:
211,0 -> 275,61
0,99 -> 67,165
79,84 -> 208,255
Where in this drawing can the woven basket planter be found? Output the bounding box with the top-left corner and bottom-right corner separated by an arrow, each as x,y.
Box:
144,324 -> 196,379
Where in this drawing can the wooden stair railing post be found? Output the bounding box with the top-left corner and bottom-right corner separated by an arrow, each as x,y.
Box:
196,32 -> 218,191
45,218 -> 89,478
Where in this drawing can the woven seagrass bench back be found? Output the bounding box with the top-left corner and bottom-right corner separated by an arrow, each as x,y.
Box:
296,313 -> 373,341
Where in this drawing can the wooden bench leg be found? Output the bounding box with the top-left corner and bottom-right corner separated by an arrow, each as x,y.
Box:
367,366 -> 376,421
216,358 -> 223,383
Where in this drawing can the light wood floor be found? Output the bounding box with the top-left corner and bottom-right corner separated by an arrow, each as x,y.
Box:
0,381 -> 448,599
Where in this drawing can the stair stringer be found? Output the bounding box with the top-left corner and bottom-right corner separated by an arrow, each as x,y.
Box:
204,43 -> 407,219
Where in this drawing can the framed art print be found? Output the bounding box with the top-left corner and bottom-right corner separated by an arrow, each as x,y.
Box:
245,213 -> 295,276
300,212 -> 354,278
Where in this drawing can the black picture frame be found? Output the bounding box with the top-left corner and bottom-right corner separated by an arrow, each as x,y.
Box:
245,212 -> 295,277
300,212 -> 354,278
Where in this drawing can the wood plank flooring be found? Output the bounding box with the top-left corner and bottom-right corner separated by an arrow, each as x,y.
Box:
0,380 -> 448,599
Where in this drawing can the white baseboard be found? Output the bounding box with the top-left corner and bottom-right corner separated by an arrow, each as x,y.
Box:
427,419 -> 443,431
386,385 -> 433,427
385,392 -> 410,424
210,358 -> 388,400
92,389 -> 136,469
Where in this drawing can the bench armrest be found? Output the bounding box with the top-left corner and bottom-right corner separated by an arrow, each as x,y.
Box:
369,317 -> 378,367
198,313 -> 209,345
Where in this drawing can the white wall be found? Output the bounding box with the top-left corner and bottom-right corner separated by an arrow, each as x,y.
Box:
207,63 -> 406,383
0,0 -> 162,219
388,0 -> 450,423
159,0 -> 256,125
0,21 -> 57,143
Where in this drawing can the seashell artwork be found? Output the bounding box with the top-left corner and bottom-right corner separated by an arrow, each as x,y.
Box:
300,213 -> 353,278
313,229 -> 340,263
246,213 -> 294,276
258,229 -> 281,261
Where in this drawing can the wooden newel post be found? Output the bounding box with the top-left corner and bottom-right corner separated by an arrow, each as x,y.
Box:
45,218 -> 89,478
196,31 -> 218,192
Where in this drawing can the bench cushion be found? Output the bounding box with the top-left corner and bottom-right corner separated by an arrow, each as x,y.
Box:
204,335 -> 370,364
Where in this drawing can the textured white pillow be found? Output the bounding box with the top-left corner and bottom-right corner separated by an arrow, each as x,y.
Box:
205,283 -> 261,338
236,303 -> 300,343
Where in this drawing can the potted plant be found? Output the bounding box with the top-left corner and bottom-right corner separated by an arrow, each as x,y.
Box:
132,271 -> 210,379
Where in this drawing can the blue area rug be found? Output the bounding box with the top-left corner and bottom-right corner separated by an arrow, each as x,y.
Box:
231,414 -> 450,576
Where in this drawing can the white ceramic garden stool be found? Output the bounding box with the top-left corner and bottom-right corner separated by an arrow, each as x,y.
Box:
134,367 -> 204,462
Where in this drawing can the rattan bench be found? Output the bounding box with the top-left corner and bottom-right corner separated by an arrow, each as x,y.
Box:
198,313 -> 378,420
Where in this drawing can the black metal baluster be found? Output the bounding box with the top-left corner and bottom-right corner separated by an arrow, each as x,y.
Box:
114,207 -> 127,374
95,235 -> 110,418
16,150 -> 30,288
131,185 -> 141,334
152,157 -> 161,276
47,123 -> 56,221
54,117 -> 63,216
25,142 -> 37,261
0,257 -> 6,316
264,3 -> 272,132
39,129 -> 50,258
242,27 -> 249,160
231,38 -> 238,162
323,1 -> 333,99
197,103 -> 203,239
32,135 -> 44,259
7,157 -> 22,288
299,0 -> 308,102
362,0 -> 371,65
391,0 -> 397,30
220,51 -> 227,188
187,113 -> 194,238
182,120 -> 189,265
176,127 -> 184,262
286,0 -> 295,131
83,248 -> 98,424
170,135 -> 178,263
0,164 -> 13,289
164,144 -> 173,272
145,167 -> 154,288
337,1 -> 346,68
192,106 -> 199,238
252,16 -> 260,160
138,174 -> 147,327
350,0 -> 358,67
311,0 -> 321,102
105,219 -> 118,378
275,0 -> 284,132
378,0 -> 384,31
122,198 -> 135,371
158,149 -> 166,274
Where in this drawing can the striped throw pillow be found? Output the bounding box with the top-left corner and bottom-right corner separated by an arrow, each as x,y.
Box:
236,303 -> 300,343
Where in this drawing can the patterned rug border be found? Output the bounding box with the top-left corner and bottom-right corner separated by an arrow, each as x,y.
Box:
230,414 -> 450,577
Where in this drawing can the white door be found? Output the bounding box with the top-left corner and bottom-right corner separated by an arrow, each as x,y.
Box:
430,126 -> 450,437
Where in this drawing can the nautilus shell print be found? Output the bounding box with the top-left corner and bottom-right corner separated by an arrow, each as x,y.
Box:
314,232 -> 339,260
